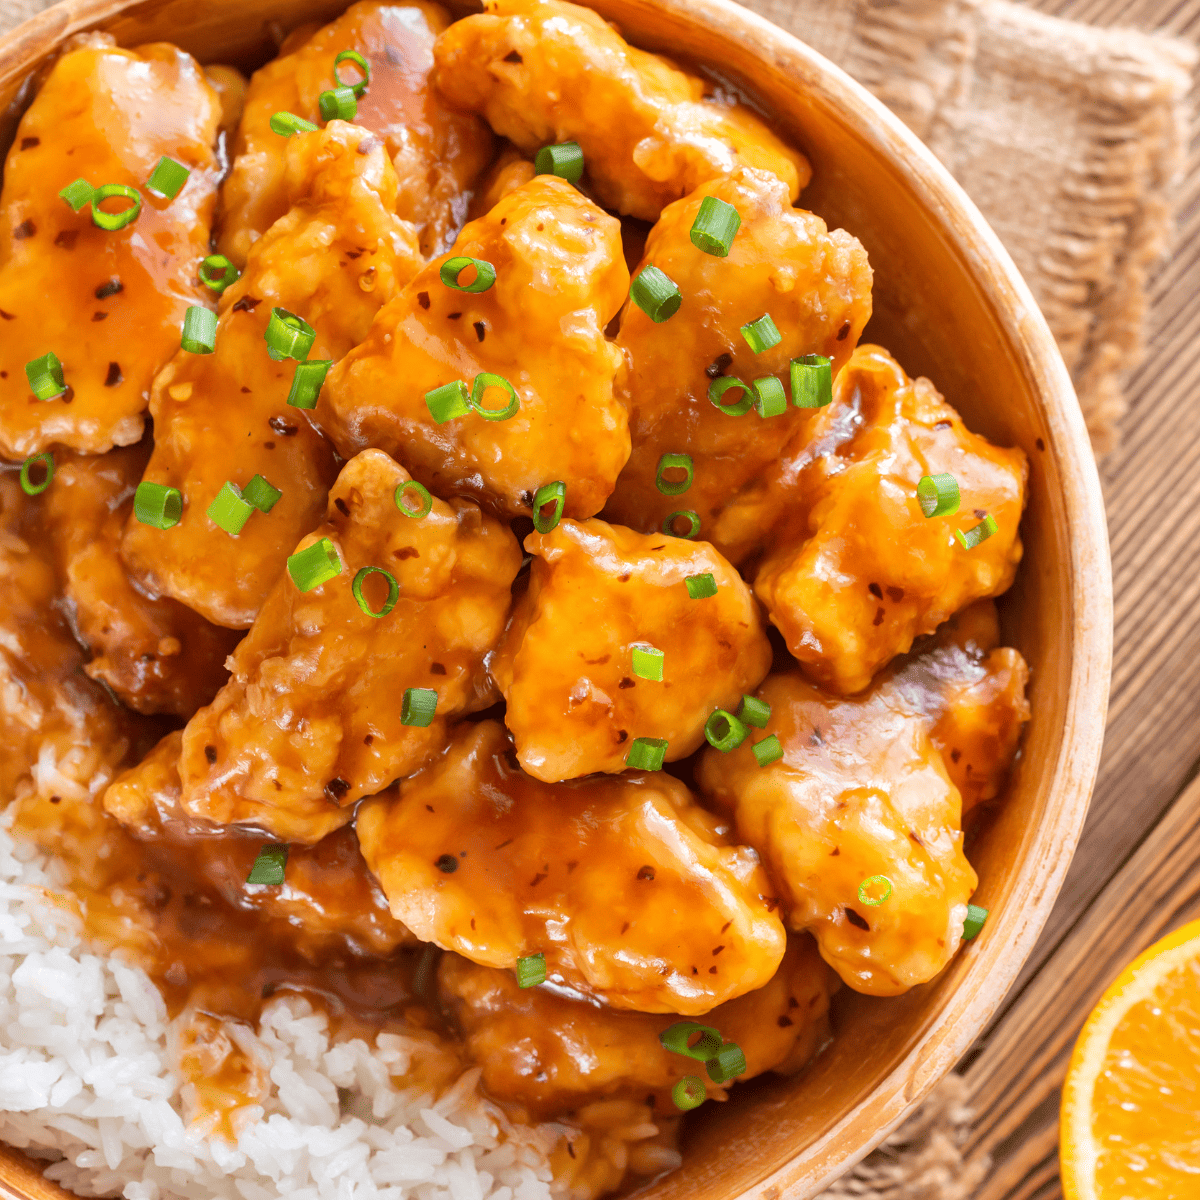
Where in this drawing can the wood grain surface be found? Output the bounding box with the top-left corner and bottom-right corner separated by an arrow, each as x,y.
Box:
963,0 -> 1200,1192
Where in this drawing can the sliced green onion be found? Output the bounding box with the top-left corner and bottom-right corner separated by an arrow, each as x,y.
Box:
425,380 -> 471,424
287,359 -> 333,409
265,307 -> 316,362
962,903 -> 989,941
470,372 -> 519,421
58,178 -> 94,212
752,735 -> 783,767
655,452 -> 693,496
396,480 -> 433,518
741,313 -> 781,354
199,254 -> 240,294
19,452 -> 54,496
352,566 -> 399,618
917,473 -> 961,518
706,1043 -> 747,1084
631,644 -> 664,681
242,474 -> 282,513
672,1076 -> 706,1111
319,85 -> 357,121
685,572 -> 717,599
753,375 -> 787,418
91,184 -> 141,231
737,695 -> 770,729
659,1022 -> 722,1061
207,482 -> 254,535
791,354 -> 833,408
287,537 -> 342,592
516,953 -> 546,988
439,256 -> 496,293
334,49 -> 371,97
402,687 -> 438,727
857,875 -> 893,907
533,481 -> 565,534
247,843 -> 288,885
25,351 -> 65,400
534,141 -> 584,183
626,737 -> 668,771
662,510 -> 700,539
955,514 -> 998,550
704,710 -> 748,752
146,156 -> 189,199
708,375 -> 753,417
689,196 -> 741,257
181,306 -> 218,354
269,111 -> 318,137
134,481 -> 182,528
630,265 -> 681,322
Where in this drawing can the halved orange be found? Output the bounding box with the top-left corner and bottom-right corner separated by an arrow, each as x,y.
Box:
1060,918 -> 1200,1199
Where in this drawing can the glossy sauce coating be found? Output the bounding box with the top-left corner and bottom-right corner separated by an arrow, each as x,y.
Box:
0,38 -> 222,457
432,0 -> 810,221
491,518 -> 773,780
218,0 -> 494,262
177,449 -> 521,844
122,122 -> 422,629
317,176 -> 630,520
357,719 -> 786,1013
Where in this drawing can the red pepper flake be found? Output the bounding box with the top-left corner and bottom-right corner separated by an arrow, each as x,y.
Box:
837,322 -> 851,340
54,230 -> 78,250
474,321 -> 486,342
204,745 -> 217,764
13,219 -> 36,239
19,136 -> 39,150
504,49 -> 523,62
324,777 -> 350,803
705,352 -> 732,379
104,362 -> 123,387
435,854 -> 458,873
430,662 -> 446,675
777,1015 -> 794,1027
356,136 -> 382,156
0,309 -> 14,320
268,416 -> 297,436
845,907 -> 870,930
91,312 -> 107,322
886,586 -> 905,603
872,607 -> 885,627
636,865 -> 655,881
232,295 -> 261,313
868,582 -> 882,599
529,872 -> 547,887
95,278 -> 122,300
417,291 -> 430,310
334,497 -> 350,516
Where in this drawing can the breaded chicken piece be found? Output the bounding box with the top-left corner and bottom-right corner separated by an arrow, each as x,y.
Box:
218,1 -> 494,263
492,518 -> 773,781
465,143 -> 535,220
696,639 -> 1029,995
357,720 -> 786,1013
36,443 -> 240,717
317,176 -> 629,520
122,123 -> 422,630
177,450 -> 521,844
438,935 -> 835,1118
602,169 -> 872,542
433,0 -> 810,221
750,345 -> 1028,694
0,37 -> 222,458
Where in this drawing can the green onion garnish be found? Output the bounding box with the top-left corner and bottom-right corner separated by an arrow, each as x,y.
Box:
532,481 -> 565,534
58,178 -> 94,212
705,1043 -> 747,1084
269,111 -> 318,137
662,510 -> 700,539
631,644 -> 663,681
791,354 -> 833,408
207,482 -> 254,535
318,85 -> 357,121
534,141 -> 584,183
401,687 -> 438,727
199,254 -> 240,294
334,49 -> 371,97
134,480 -> 182,528
24,351 -> 66,400
91,184 -> 141,231
626,737 -> 668,771
287,537 -> 342,592
689,196 -> 741,257
241,474 -> 282,513
19,452 -> 54,496
146,156 -> 189,199
247,843 -> 288,885
752,735 -> 783,767
655,452 -> 693,496
741,313 -> 780,354
265,307 -> 315,362
857,875 -> 893,907
737,695 -> 770,729
963,903 -> 989,941
704,710 -> 747,752
516,953 -> 547,988
352,566 -> 399,618
395,480 -> 432,518
684,572 -> 717,599
753,375 -> 787,418
287,359 -> 333,409
470,372 -> 519,420
955,514 -> 998,549
425,380 -> 471,423
672,1076 -> 706,1111
629,265 -> 681,323
439,255 -> 496,293
708,375 -> 753,416
659,1022 -> 722,1061
181,306 -> 217,354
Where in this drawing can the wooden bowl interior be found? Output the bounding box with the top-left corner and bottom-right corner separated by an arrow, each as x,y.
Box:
0,2 -> 1111,1198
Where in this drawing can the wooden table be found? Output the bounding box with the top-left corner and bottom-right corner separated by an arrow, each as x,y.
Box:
962,0 -> 1200,1192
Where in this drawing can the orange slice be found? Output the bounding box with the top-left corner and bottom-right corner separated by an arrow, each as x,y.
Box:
1060,918 -> 1200,1199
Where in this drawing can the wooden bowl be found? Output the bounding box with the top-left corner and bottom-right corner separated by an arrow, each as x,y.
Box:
0,0 -> 1112,1197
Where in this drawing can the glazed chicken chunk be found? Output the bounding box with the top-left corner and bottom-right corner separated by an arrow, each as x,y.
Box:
122,122 -> 423,629
438,935 -> 835,1118
218,0 -> 494,263
0,37 -> 222,458
357,720 -> 786,1013
433,0 -> 810,221
176,449 -> 521,844
492,518 -> 773,780
317,176 -> 630,520
603,169 -> 873,541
